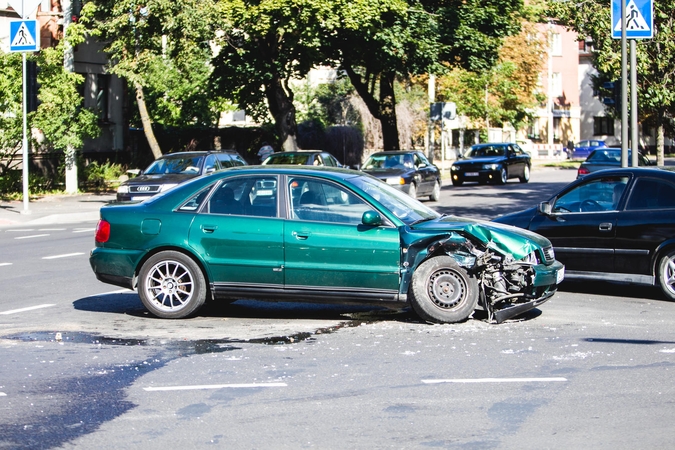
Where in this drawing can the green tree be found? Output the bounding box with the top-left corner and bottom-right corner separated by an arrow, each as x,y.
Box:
549,0 -> 675,165
78,0 -> 222,159
325,0 -> 525,150
437,20 -> 547,133
0,52 -> 23,175
210,0 -> 331,151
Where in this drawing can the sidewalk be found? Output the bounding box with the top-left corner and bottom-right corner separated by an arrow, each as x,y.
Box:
0,192 -> 115,228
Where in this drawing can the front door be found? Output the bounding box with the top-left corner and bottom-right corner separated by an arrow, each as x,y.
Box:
283,176 -> 401,301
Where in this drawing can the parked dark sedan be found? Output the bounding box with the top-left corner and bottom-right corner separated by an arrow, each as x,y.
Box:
361,151 -> 441,201
262,150 -> 342,167
577,148 -> 653,178
91,166 -> 564,324
117,150 -> 246,202
494,167 -> 675,300
450,143 -> 531,186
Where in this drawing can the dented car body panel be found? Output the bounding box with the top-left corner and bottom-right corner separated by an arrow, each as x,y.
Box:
90,166 -> 563,323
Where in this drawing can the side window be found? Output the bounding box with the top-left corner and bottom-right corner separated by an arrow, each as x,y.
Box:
627,178 -> 675,210
289,177 -> 371,225
553,176 -> 629,213
208,176 -> 278,217
204,154 -> 218,173
178,186 -> 214,212
322,154 -> 336,167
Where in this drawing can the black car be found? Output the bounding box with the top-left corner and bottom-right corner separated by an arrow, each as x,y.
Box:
117,150 -> 247,202
493,167 -> 675,300
450,142 -> 531,186
262,150 -> 342,167
577,148 -> 653,178
361,151 -> 441,201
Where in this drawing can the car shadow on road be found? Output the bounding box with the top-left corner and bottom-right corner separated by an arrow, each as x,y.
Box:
558,279 -> 668,302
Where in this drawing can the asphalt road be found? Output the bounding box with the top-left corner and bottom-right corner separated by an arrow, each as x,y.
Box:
2,166 -> 675,449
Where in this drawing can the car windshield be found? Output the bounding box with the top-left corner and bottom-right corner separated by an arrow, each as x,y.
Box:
363,154 -> 414,169
264,153 -> 310,165
463,145 -> 505,158
350,175 -> 439,225
144,156 -> 204,174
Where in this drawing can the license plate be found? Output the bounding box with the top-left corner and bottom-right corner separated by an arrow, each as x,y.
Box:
465,172 -> 479,177
556,267 -> 565,284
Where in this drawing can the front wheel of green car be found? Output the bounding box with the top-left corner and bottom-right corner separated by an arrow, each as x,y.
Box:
410,256 -> 478,323
138,251 -> 207,318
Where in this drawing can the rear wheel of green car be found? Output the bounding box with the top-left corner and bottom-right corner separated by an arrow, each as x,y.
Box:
410,256 -> 478,323
138,251 -> 207,319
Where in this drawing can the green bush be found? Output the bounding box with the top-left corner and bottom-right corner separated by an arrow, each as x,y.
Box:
84,161 -> 126,192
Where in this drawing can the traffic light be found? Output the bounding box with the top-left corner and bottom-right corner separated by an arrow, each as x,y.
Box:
601,79 -> 621,110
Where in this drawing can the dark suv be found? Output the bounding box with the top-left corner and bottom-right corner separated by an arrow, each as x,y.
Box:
116,150 -> 247,202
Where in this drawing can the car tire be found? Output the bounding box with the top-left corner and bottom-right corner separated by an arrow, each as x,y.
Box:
138,251 -> 207,319
408,182 -> 417,199
498,168 -> 508,185
657,250 -> 675,301
519,165 -> 530,183
409,256 -> 479,324
429,180 -> 441,201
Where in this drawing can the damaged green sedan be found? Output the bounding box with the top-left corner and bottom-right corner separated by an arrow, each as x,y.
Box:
90,166 -> 564,324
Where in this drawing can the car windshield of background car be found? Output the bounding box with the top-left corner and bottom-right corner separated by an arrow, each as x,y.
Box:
351,175 -> 439,225
265,154 -> 310,165
553,176 -> 629,213
144,156 -> 204,174
464,146 -> 504,158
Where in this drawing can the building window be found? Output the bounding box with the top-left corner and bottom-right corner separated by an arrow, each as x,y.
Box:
551,33 -> 562,56
551,72 -> 563,97
593,117 -> 614,136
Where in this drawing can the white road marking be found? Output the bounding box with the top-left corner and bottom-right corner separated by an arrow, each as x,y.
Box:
42,252 -> 85,260
0,263 -> 12,267
0,304 -> 56,315
144,383 -> 288,392
422,377 -> 567,384
38,228 -> 65,231
0,392 -> 6,397
14,234 -> 49,240
73,228 -> 95,233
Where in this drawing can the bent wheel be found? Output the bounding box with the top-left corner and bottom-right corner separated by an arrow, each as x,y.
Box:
138,251 -> 207,318
658,250 -> 675,301
410,256 -> 478,323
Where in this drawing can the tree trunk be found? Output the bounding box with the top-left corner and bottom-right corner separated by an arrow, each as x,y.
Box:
378,72 -> 400,151
344,65 -> 400,151
265,75 -> 298,152
135,82 -> 162,159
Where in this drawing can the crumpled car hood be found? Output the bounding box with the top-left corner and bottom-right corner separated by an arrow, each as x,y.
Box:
412,215 -> 550,260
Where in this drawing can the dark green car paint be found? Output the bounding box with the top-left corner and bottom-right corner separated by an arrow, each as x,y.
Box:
91,166 -> 563,323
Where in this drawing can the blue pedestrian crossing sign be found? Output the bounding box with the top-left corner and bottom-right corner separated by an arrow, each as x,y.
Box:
9,20 -> 40,52
612,0 -> 653,39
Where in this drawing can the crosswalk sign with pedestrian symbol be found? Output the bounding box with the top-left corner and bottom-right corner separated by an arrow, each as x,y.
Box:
9,20 -> 40,52
612,0 -> 653,39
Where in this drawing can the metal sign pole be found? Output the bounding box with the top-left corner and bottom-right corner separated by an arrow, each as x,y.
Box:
620,0 -> 628,168
22,52 -> 30,212
630,39 -> 638,167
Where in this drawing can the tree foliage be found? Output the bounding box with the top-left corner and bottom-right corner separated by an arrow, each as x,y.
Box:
548,0 -> 675,163
437,20 -> 547,132
78,0 -> 223,158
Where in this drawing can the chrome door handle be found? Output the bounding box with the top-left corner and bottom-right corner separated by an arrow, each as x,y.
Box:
292,231 -> 310,240
599,222 -> 613,231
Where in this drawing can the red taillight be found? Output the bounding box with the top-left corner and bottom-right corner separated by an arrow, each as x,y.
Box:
95,219 -> 110,243
577,166 -> 590,177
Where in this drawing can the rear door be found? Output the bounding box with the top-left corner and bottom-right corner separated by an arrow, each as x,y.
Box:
188,175 -> 285,289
